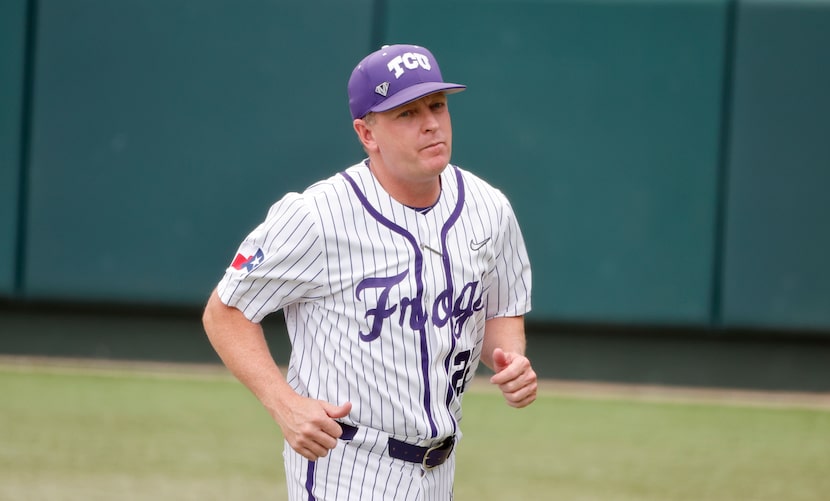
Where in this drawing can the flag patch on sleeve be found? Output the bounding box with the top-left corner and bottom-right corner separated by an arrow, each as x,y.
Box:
230,248 -> 265,272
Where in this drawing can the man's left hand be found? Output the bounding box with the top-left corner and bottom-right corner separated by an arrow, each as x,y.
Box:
489,347 -> 538,408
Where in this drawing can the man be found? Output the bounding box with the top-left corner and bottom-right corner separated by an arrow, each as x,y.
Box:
202,43 -> 537,500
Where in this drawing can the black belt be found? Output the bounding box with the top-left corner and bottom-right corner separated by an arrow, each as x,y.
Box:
338,423 -> 455,470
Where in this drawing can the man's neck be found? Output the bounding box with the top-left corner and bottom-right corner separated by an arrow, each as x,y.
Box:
365,159 -> 443,208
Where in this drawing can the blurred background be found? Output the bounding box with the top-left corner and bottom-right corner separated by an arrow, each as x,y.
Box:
1,0 -> 829,392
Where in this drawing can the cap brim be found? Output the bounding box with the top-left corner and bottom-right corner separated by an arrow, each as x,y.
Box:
369,82 -> 466,114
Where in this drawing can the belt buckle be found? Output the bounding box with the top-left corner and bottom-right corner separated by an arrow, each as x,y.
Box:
421,437 -> 453,471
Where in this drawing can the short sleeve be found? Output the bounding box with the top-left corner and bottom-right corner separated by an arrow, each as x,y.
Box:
484,199 -> 532,319
216,192 -> 325,323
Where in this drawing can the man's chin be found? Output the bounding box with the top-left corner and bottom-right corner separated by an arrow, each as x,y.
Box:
422,152 -> 451,171
426,161 -> 449,176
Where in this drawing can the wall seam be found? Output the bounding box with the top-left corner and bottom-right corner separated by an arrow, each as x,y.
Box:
14,0 -> 38,298
710,0 -> 739,329
370,0 -> 387,47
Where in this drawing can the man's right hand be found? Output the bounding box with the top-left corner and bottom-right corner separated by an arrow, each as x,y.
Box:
271,395 -> 352,461
202,289 -> 353,462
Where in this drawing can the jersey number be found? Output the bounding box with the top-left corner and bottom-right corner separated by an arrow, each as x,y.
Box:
451,350 -> 472,396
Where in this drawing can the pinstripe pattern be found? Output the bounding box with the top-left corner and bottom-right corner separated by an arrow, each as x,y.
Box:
284,436 -> 456,501
217,161 -> 530,500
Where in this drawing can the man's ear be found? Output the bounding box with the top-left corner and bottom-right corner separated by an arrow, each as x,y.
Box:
353,119 -> 377,152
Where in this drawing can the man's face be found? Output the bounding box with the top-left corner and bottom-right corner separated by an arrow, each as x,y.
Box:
365,92 -> 453,183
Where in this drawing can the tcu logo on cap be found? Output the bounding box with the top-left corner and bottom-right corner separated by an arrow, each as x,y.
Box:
387,52 -> 432,79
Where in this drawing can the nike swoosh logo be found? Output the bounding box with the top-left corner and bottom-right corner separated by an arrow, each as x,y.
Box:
470,237 -> 491,251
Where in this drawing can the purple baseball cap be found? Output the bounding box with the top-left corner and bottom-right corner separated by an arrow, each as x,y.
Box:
348,44 -> 466,120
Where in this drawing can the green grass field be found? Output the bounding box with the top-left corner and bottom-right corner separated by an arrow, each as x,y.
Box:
1,359 -> 829,501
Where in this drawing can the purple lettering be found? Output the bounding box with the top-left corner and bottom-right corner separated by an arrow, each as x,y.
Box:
357,271 -> 484,341
451,281 -> 484,338
355,270 -> 408,341
431,288 -> 453,328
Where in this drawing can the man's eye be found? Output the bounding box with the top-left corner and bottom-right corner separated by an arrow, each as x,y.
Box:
431,102 -> 446,110
398,110 -> 412,118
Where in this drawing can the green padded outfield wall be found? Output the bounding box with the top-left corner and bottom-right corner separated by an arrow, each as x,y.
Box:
0,0 -> 27,297
386,0 -> 728,325
24,0 -> 371,306
721,0 -> 830,331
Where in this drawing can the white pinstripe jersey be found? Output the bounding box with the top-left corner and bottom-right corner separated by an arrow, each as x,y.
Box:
217,161 -> 531,445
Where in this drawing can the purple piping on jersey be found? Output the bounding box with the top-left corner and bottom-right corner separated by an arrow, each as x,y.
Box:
439,166 -> 465,434
306,461 -> 316,500
439,166 -> 465,326
340,170 -> 438,438
441,166 -> 466,334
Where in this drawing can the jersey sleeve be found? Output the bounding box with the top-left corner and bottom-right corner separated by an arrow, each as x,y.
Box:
485,198 -> 532,319
216,192 -> 325,323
